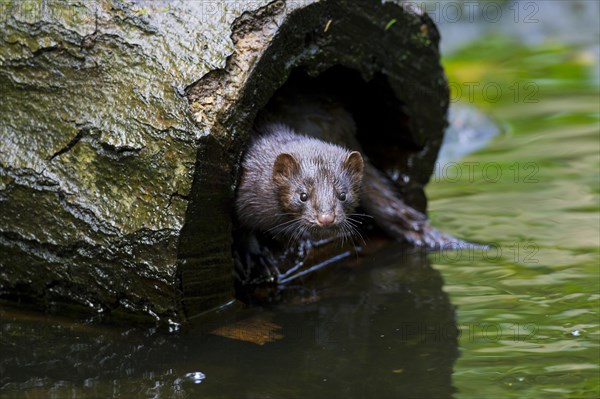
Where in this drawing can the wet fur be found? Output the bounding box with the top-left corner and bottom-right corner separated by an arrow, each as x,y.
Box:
236,123 -> 363,241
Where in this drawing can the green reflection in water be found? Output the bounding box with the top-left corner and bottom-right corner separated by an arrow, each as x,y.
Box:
427,36 -> 599,399
1,6 -> 599,399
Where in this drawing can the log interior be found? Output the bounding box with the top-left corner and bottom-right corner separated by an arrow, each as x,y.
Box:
256,66 -> 422,206
182,0 -> 448,315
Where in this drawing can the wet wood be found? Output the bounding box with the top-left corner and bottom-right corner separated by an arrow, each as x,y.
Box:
0,0 -> 449,322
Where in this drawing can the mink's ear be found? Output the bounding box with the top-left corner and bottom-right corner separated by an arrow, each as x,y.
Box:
273,153 -> 300,181
343,151 -> 364,177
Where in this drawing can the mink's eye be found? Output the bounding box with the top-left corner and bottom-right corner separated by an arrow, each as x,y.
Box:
338,192 -> 347,201
299,192 -> 308,202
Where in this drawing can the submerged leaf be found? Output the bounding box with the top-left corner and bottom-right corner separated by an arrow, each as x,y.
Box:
211,314 -> 284,345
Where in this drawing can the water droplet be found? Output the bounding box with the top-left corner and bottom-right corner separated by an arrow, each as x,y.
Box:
168,319 -> 181,333
185,371 -> 206,384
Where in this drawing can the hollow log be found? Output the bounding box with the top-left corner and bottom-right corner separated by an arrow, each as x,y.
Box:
0,0 -> 448,322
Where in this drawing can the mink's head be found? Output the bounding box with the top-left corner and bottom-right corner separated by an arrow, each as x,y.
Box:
272,150 -> 364,239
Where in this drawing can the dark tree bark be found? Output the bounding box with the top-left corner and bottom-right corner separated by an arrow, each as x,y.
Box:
0,0 -> 449,322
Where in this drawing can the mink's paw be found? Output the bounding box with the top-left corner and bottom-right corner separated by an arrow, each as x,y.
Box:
402,222 -> 488,251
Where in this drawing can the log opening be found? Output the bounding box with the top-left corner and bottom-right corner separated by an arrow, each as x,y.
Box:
182,0 -> 448,314
254,65 -> 425,209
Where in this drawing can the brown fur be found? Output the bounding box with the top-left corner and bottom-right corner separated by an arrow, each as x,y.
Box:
236,123 -> 363,240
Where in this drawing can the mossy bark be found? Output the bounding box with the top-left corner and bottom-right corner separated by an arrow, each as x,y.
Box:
0,0 -> 449,322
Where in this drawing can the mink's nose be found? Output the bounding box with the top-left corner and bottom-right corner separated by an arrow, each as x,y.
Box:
317,213 -> 335,226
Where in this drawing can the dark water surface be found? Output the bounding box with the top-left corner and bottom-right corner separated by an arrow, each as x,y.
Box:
1,246 -> 459,398
1,1 -> 599,398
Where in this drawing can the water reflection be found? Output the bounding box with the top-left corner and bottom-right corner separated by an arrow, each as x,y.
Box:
1,244 -> 458,398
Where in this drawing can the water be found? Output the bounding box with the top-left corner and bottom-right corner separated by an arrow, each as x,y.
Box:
1,250 -> 459,398
426,45 -> 600,399
1,2 -> 599,398
425,2 -> 600,396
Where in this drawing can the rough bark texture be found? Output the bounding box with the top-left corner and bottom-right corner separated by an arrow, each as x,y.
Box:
0,0 -> 448,322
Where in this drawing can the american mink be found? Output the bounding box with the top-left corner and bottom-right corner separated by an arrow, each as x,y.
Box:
236,94 -> 462,249
235,123 -> 364,241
